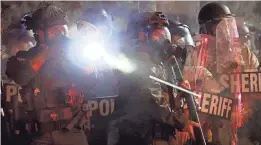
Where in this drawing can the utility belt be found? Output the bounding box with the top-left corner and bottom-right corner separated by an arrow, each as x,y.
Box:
26,107 -> 73,123
37,107 -> 73,123
26,107 -> 74,133
40,120 -> 71,133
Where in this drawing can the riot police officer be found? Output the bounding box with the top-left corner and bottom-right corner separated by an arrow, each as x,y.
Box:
199,3 -> 243,145
1,12 -> 37,145
198,2 -> 259,70
183,2 -> 259,145
249,25 -> 261,68
168,19 -> 205,145
5,4 -> 90,145
168,19 -> 195,71
107,11 -> 200,145
236,20 -> 260,69
76,7 -> 121,145
2,12 -> 35,78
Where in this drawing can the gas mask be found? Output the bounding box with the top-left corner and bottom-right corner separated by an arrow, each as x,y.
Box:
148,26 -> 172,64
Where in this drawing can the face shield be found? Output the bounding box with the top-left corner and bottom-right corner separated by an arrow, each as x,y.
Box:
215,17 -> 242,74
151,26 -> 171,45
171,25 -> 195,49
171,25 -> 195,66
77,13 -> 112,37
148,26 -> 172,63
236,20 -> 256,51
190,17 -> 241,83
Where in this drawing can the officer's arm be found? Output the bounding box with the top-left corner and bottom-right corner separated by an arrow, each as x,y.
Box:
184,46 -> 199,67
242,45 -> 260,69
5,47 -> 49,86
147,69 -> 189,130
136,53 -> 170,109
148,73 -> 169,109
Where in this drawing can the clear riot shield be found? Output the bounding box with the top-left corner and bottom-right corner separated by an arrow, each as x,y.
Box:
215,17 -> 242,75
182,17 -> 243,145
216,17 -> 243,145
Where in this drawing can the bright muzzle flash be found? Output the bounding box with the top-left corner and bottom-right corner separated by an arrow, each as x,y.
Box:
81,42 -> 105,61
149,76 -> 201,97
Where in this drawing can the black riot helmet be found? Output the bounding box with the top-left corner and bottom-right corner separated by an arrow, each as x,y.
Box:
22,4 -> 69,44
198,2 -> 234,35
78,8 -> 113,36
168,20 -> 195,66
126,11 -> 171,63
126,11 -> 169,42
169,20 -> 194,48
236,20 -> 251,45
31,4 -> 68,31
237,21 -> 250,36
237,21 -> 260,56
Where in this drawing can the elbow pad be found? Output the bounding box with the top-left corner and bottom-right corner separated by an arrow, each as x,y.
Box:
6,56 -> 36,86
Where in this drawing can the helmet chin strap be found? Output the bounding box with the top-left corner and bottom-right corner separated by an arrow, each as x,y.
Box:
199,23 -> 208,35
32,26 -> 50,45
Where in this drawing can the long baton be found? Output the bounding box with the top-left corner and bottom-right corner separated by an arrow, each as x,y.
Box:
150,75 -> 206,145
149,76 -> 200,97
150,55 -> 206,145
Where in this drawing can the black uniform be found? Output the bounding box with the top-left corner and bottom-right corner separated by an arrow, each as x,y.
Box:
5,5 -> 90,145
107,12 -> 187,145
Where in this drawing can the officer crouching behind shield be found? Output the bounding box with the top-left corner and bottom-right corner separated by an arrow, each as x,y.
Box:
107,11 -> 200,145
5,4 -> 94,145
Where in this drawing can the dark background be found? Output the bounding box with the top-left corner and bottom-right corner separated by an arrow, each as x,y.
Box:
1,1 -> 261,145
1,1 -> 261,36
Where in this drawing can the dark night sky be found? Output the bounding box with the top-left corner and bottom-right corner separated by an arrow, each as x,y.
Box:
1,1 -> 260,45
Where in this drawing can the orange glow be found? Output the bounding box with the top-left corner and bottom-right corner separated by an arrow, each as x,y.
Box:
30,61 -> 43,72
172,35 -> 181,41
50,112 -> 58,121
200,35 -> 209,68
30,44 -> 49,72
68,87 -> 84,106
68,88 -> 76,105
151,29 -> 165,41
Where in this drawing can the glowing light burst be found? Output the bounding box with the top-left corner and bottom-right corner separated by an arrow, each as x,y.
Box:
68,24 -> 136,73
103,53 -> 136,73
81,43 -> 106,61
68,39 -> 136,73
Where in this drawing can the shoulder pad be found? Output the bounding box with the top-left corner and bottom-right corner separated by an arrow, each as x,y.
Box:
16,46 -> 39,60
